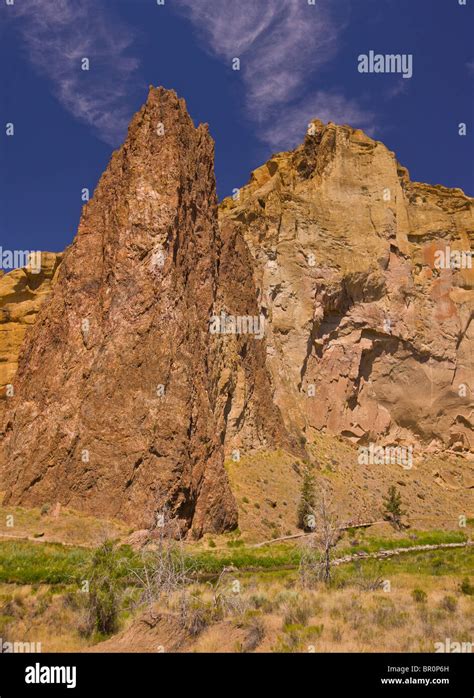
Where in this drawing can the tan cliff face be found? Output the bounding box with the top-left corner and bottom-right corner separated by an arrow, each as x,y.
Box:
1,94 -> 472,536
220,120 -> 474,454
0,253 -> 62,403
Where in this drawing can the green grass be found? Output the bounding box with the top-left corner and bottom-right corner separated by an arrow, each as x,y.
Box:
0,532 -> 471,585
335,546 -> 474,583
0,541 -> 142,585
0,541 -> 92,584
190,529 -> 469,575
342,529 -> 467,556
0,540 -> 300,584
189,544 -> 300,574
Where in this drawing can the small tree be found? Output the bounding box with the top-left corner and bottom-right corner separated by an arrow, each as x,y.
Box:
297,467 -> 316,531
84,540 -> 126,636
382,485 -> 407,530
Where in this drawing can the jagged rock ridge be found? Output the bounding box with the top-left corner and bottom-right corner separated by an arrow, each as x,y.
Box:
1,90 -> 472,536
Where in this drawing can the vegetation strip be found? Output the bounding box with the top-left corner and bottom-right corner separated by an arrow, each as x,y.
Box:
332,541 -> 473,567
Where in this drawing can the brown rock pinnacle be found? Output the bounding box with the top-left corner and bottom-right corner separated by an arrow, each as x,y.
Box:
2,87 -> 239,536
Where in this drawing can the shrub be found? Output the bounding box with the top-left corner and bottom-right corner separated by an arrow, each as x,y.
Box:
249,594 -> 274,614
240,616 -> 265,653
412,588 -> 427,604
372,600 -> 407,629
227,540 -> 245,548
62,592 -> 82,612
83,540 -> 126,636
440,595 -> 457,613
179,596 -> 215,637
282,600 -> 312,628
460,577 -> 473,595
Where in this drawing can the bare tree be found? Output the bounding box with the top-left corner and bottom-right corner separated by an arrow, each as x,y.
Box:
209,566 -> 247,617
129,506 -> 192,612
299,488 -> 342,586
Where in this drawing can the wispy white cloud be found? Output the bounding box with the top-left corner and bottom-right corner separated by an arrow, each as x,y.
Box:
264,91 -> 376,151
10,0 -> 374,152
385,80 -> 409,100
11,0 -> 142,145
175,0 -> 374,150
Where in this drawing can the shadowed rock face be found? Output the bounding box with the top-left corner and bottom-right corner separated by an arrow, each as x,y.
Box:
0,88 -> 248,535
220,121 -> 474,454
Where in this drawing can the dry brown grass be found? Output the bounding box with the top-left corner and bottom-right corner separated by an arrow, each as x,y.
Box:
225,438 -> 474,543
2,568 -> 472,653
0,495 -> 129,547
225,450 -> 303,542
88,565 -> 474,653
0,583 -> 91,652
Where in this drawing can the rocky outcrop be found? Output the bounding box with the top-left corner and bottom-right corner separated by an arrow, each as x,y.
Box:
1,88 -> 250,535
0,253 -> 62,402
213,219 -> 300,457
220,120 -> 474,454
1,93 -> 472,537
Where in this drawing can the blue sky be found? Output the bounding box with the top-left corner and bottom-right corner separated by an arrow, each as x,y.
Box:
1,0 -> 472,256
